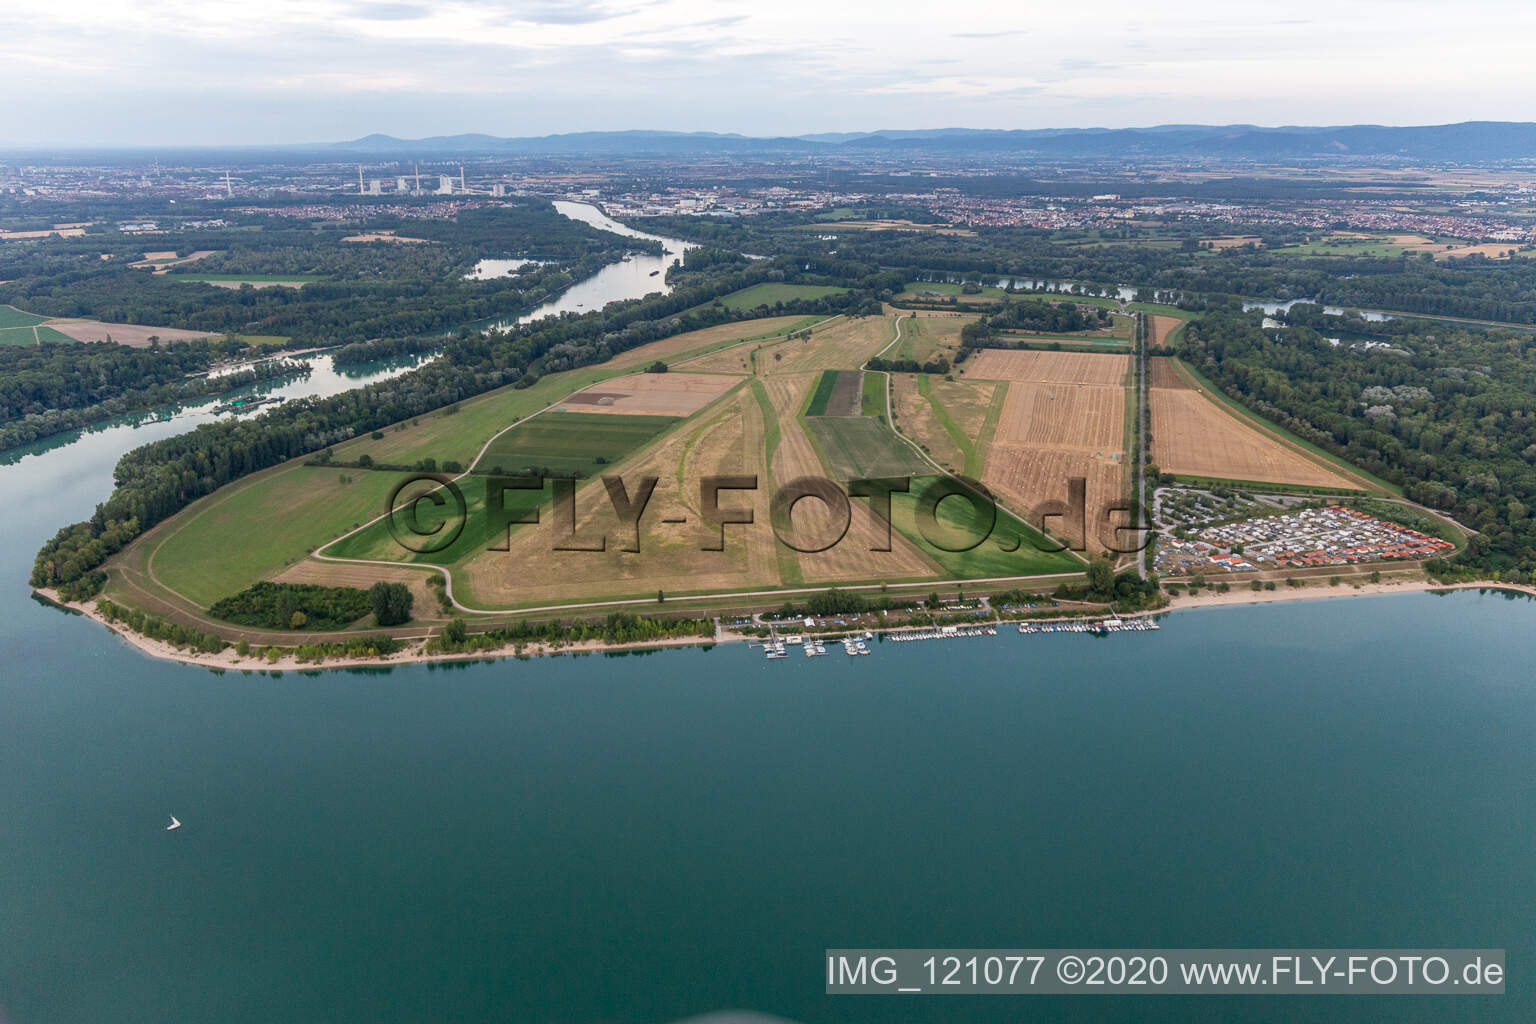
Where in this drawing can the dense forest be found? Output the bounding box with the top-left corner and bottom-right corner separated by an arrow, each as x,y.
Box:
0,200 -> 647,346
647,213 -> 1536,325
1179,309 -> 1536,580
0,339 -> 309,451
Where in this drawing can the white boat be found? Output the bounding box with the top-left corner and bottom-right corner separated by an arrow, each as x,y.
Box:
166,816 -> 182,831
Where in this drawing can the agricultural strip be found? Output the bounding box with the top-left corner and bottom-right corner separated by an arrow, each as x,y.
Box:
1148,357 -> 1361,490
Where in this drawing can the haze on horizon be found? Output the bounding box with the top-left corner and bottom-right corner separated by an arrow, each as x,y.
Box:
3,0 -> 1534,148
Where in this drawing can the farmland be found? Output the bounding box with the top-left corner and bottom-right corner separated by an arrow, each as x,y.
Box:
475,410 -> 679,477
103,310 -> 1086,624
965,350 -> 1130,554
963,349 -> 1129,387
717,282 -> 849,310
1148,357 -> 1359,489
562,372 -> 741,417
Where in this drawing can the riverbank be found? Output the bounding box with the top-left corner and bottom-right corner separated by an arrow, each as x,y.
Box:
41,591 -> 733,671
42,574 -> 1536,672
1158,577 -> 1536,614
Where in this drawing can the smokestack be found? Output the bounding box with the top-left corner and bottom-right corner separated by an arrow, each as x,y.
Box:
226,170 -> 232,198
460,165 -> 466,194
414,162 -> 421,195
358,165 -> 365,196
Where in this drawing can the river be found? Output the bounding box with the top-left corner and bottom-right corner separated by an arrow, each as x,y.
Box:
2,214 -> 1533,1024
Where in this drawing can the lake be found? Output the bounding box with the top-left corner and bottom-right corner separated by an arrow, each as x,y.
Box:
1,211 -> 1531,1023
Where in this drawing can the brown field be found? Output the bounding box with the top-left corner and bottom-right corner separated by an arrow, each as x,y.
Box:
46,321 -> 219,346
984,447 -> 1126,554
759,373 -> 937,583
455,388 -> 784,606
1147,314 -> 1185,349
963,348 -> 1129,387
341,232 -> 433,244
653,316 -> 810,373
1437,243 -> 1528,260
1148,357 -> 1186,389
973,351 -> 1128,554
202,279 -> 310,290
1200,235 -> 1263,249
892,375 -> 1000,473
130,249 -> 217,272
0,227 -> 85,239
993,382 -> 1123,450
562,372 -> 741,416
1149,360 -> 1356,488
755,316 -> 895,376
274,561 -> 442,622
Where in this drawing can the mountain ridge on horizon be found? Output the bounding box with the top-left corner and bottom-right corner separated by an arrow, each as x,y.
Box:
321,121 -> 1536,161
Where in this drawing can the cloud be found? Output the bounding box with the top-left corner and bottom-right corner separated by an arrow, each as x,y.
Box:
951,29 -> 1030,39
350,3 -> 429,20
497,1 -> 651,26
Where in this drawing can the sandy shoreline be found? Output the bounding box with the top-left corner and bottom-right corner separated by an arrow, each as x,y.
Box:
38,577 -> 1535,673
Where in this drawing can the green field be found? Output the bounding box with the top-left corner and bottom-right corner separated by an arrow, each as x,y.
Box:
0,324 -> 74,346
150,466 -> 410,608
325,474 -> 551,567
804,415 -> 930,482
804,370 -> 840,416
0,304 -> 47,329
718,283 -> 848,310
901,281 -> 1005,299
860,372 -> 885,418
474,410 -> 678,477
889,475 -> 1080,579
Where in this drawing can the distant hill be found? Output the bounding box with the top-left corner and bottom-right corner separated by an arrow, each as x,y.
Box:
316,122 -> 1536,161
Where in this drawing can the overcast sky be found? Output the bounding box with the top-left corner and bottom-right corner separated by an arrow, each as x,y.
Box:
2,0 -> 1532,146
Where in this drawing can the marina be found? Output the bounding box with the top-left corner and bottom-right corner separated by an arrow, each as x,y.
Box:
754,618 -> 1166,660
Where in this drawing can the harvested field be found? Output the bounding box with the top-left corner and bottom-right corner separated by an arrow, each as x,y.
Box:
760,373 -> 936,583
45,321 -> 219,346
1148,357 -> 1186,389
1438,243 -> 1527,260
1200,235 -> 1263,249
341,232 -> 433,244
1149,359 -> 1356,488
972,348 -> 1129,554
1147,314 -> 1185,349
983,447 -> 1127,554
198,279 -> 310,290
0,227 -> 85,239
892,374 -> 1000,473
455,389 -> 786,606
561,372 -> 740,417
993,382 -> 1123,451
963,349 -> 1129,387
130,249 -> 216,272
1151,388 -> 1355,488
756,316 -> 895,376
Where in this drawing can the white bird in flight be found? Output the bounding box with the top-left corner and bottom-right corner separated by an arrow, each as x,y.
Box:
167,816 -> 182,831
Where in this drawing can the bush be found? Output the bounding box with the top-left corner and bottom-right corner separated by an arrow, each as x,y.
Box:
370,582 -> 414,626
209,582 -> 372,630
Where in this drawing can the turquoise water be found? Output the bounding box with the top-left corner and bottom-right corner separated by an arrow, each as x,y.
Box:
1,361 -> 1532,1022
